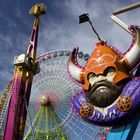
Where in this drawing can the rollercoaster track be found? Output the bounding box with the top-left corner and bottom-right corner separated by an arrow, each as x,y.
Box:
0,80 -> 14,135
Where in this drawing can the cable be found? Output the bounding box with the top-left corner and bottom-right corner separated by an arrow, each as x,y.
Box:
24,97 -> 35,140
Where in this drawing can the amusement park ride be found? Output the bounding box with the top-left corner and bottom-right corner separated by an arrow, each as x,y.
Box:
0,2 -> 140,140
1,3 -> 46,140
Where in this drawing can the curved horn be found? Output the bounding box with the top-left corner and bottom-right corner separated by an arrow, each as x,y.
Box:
122,26 -> 140,69
67,48 -> 84,83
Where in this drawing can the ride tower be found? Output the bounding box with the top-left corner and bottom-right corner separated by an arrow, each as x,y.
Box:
3,3 -> 46,140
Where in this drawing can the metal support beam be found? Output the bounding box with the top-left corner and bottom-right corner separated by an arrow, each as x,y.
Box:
111,2 -> 140,34
113,2 -> 140,15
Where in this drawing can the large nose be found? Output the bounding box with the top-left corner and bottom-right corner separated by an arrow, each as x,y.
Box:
89,75 -> 106,87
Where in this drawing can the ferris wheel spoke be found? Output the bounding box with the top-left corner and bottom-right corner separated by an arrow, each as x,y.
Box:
24,105 -> 44,139
48,104 -> 67,139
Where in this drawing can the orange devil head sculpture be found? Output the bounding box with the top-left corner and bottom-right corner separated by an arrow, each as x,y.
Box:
82,42 -> 129,90
67,26 -> 140,91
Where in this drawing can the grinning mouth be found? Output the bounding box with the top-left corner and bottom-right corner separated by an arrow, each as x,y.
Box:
96,86 -> 107,91
86,80 -> 123,107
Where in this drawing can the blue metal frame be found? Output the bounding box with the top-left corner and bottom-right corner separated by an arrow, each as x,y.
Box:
107,116 -> 140,140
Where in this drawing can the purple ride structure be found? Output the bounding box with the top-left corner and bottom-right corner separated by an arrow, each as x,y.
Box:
2,3 -> 46,140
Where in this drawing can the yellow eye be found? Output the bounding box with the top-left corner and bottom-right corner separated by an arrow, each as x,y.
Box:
108,68 -> 116,73
104,67 -> 116,76
88,73 -> 96,79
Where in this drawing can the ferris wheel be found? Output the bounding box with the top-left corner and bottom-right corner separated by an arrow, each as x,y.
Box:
23,50 -> 105,140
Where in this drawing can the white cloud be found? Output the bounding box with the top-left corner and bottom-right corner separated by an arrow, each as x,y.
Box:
0,70 -> 13,94
37,0 -> 140,57
0,0 -> 140,95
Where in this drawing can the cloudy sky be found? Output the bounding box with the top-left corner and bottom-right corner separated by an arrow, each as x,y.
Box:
0,0 -> 140,139
0,0 -> 140,92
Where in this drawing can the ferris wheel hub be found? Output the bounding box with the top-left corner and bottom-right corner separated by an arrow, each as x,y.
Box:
40,95 -> 49,106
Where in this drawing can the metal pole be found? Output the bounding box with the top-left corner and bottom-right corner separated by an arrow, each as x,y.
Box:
3,3 -> 46,140
113,2 -> 140,15
111,2 -> 140,34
